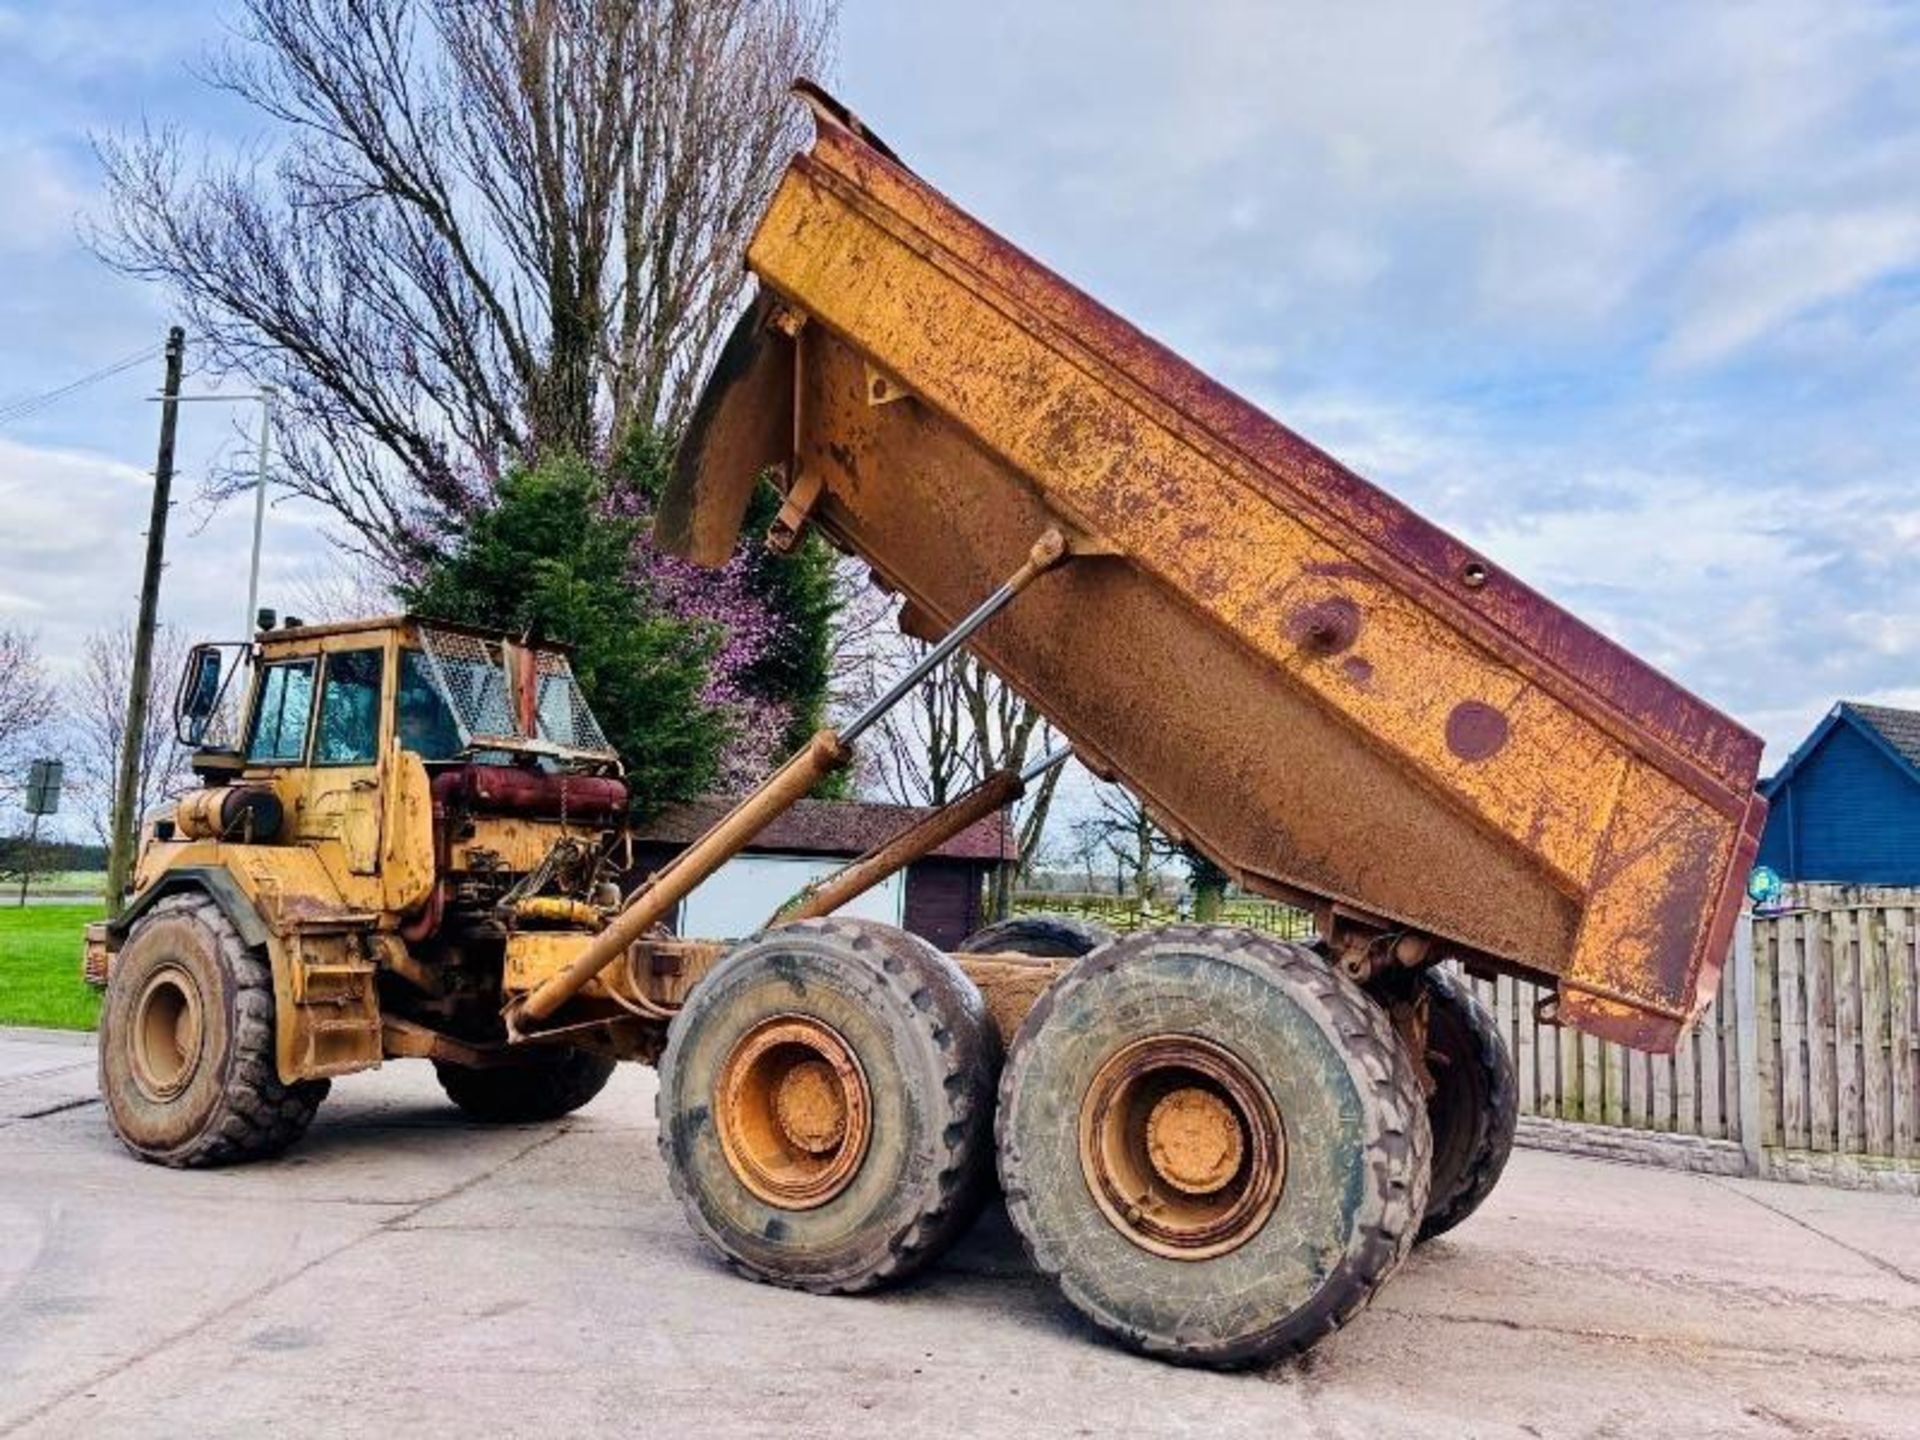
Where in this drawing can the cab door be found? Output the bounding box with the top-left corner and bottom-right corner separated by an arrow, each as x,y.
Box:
298,644 -> 391,876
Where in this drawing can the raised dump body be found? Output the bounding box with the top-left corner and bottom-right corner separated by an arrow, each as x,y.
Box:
665,85 -> 1767,1055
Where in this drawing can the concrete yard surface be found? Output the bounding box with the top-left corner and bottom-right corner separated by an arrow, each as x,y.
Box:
4,1026 -> 1918,1439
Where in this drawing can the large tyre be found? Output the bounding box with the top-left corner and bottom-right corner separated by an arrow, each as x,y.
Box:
1416,967 -> 1518,1243
657,918 -> 999,1294
98,892 -> 328,1167
997,924 -> 1430,1367
958,912 -> 1113,959
434,1047 -> 616,1123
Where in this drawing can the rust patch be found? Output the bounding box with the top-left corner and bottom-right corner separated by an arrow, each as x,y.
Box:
1692,792 -> 1769,1011
826,440 -> 861,480
1287,596 -> 1361,656
1445,701 -> 1509,762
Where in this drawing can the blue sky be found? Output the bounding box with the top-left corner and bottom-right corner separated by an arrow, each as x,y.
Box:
2,0 -> 1918,799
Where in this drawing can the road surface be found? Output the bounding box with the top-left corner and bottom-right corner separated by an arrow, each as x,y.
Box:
4,1026 -> 1917,1438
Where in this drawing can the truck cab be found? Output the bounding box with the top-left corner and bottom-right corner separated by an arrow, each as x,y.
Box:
89,614 -> 642,1167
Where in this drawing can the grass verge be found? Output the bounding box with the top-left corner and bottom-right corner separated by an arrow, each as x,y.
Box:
0,904 -> 104,1030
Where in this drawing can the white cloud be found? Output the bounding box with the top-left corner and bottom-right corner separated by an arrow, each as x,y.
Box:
0,434 -> 332,681
1661,208 -> 1920,368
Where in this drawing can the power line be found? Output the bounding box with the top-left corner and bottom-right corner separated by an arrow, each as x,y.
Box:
0,344 -> 167,427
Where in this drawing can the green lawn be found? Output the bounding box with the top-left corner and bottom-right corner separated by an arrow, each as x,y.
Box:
0,904 -> 104,1030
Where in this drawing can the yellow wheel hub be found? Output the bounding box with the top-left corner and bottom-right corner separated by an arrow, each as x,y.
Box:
130,963 -> 204,1102
716,1017 -> 872,1210
1146,1085 -> 1246,1195
1079,1034 -> 1285,1260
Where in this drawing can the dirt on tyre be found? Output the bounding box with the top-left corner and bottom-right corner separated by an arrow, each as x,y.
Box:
656,918 -> 999,1294
434,1047 -> 616,1122
98,892 -> 328,1167
1416,966 -> 1518,1243
996,923 -> 1430,1367
957,912 -> 1113,959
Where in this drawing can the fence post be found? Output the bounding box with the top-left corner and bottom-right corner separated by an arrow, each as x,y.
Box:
1734,908 -> 1765,1177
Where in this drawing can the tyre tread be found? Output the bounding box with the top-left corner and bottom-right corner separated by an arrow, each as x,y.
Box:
995,922 -> 1431,1366
105,892 -> 328,1167
656,917 -> 998,1295
1416,966 -> 1519,1243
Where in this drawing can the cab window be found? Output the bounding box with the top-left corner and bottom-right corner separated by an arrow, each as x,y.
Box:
246,659 -> 316,764
313,649 -> 384,766
398,651 -> 464,761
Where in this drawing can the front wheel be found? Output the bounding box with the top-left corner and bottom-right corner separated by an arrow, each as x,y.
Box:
98,892 -> 328,1167
996,924 -> 1430,1367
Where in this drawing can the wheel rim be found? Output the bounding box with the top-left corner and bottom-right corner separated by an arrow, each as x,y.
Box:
1078,1034 -> 1285,1260
130,962 -> 205,1102
715,1016 -> 872,1210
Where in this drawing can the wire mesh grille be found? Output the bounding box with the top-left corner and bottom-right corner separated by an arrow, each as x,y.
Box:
417,626 -> 613,759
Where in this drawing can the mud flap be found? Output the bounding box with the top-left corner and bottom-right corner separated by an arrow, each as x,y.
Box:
275,923 -> 383,1081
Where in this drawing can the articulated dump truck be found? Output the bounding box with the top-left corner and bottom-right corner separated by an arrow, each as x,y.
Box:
88,84 -> 1766,1367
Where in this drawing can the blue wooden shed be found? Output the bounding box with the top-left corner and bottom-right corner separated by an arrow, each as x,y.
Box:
1756,702 -> 1920,885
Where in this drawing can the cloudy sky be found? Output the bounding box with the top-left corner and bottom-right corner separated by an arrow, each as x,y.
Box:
3,0 -> 1919,823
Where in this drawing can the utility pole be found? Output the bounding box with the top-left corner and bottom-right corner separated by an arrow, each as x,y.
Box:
243,386 -> 275,644
105,327 -> 185,917
167,387 -> 276,644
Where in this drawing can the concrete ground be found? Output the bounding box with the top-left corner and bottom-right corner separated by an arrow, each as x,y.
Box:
4,1026 -> 1918,1440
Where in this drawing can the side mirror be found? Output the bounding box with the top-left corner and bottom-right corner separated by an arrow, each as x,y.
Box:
178,645 -> 225,745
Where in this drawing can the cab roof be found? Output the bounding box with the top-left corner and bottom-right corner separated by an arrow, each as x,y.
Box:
254,613 -> 576,654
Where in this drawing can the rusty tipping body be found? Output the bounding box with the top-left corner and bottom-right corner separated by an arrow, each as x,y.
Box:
660,81 -> 1770,1056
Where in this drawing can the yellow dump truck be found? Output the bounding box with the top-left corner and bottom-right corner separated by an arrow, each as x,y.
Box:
90,83 -> 1766,1368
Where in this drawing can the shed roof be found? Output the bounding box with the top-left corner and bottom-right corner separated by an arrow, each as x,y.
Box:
1847,704 -> 1920,773
1762,701 -> 1920,796
633,796 -> 1017,862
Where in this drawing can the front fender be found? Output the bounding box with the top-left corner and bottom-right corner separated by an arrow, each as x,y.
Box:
107,865 -> 271,950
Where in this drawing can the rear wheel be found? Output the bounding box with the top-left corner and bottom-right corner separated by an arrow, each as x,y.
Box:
1416,967 -> 1517,1243
98,892 -> 328,1167
434,1047 -> 616,1123
997,924 -> 1430,1367
657,918 -> 999,1293
958,912 -> 1113,959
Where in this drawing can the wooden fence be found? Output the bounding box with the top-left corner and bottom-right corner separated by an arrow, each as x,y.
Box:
1017,890 -> 1920,1186
1455,900 -> 1920,1184
1450,965 -> 1745,1142
1751,903 -> 1920,1162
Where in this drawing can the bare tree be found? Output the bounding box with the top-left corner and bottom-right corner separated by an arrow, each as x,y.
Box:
1055,818 -> 1107,893
68,625 -> 197,847
1082,784 -> 1178,902
93,0 -> 835,572
832,573 -> 1066,912
0,628 -> 57,815
284,552 -> 395,624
